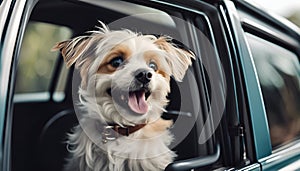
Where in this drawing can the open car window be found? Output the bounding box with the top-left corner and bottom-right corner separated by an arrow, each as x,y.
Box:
12,1 -> 228,171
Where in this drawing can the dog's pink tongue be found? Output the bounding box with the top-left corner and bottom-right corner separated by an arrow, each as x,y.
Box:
128,91 -> 148,114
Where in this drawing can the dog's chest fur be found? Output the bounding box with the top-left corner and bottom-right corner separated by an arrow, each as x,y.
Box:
64,119 -> 176,171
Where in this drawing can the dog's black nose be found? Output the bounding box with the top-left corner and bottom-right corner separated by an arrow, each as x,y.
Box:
135,69 -> 152,84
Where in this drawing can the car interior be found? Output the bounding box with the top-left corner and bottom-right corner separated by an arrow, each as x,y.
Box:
12,0 -> 220,171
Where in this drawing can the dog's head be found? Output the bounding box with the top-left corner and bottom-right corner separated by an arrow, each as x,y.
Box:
53,23 -> 195,126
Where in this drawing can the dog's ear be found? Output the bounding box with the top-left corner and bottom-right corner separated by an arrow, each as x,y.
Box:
52,37 -> 91,68
154,37 -> 195,81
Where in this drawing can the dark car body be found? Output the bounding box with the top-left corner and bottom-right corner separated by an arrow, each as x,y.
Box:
1,0 -> 300,170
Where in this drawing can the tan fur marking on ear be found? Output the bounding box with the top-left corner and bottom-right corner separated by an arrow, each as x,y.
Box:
154,37 -> 195,62
51,41 -> 69,51
154,37 -> 195,81
52,37 -> 91,68
97,44 -> 132,74
66,39 -> 90,68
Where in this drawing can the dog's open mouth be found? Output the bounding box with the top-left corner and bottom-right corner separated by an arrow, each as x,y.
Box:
107,88 -> 151,114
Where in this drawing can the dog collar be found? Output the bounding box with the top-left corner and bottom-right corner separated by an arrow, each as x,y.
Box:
102,124 -> 146,143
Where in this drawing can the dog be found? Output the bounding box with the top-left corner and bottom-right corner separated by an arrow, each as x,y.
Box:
53,22 -> 194,171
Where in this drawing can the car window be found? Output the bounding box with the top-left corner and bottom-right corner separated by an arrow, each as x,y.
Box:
14,21 -> 72,101
246,33 -> 300,148
11,1 -> 226,171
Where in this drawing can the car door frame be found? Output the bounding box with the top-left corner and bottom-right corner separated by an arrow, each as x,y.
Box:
0,0 -> 38,170
221,0 -> 272,160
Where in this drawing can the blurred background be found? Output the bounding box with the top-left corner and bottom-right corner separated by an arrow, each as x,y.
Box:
249,0 -> 300,27
16,22 -> 71,94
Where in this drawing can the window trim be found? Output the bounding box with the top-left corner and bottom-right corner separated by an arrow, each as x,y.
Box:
1,0 -> 37,170
241,18 -> 300,57
259,139 -> 300,170
235,0 -> 300,44
219,4 -> 254,166
222,0 -> 272,160
166,144 -> 220,171
0,0 -> 14,170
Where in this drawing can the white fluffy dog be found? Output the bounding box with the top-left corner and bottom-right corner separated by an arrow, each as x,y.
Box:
53,22 -> 194,171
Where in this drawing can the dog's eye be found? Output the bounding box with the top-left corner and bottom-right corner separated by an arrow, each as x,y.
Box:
109,56 -> 124,68
149,61 -> 158,71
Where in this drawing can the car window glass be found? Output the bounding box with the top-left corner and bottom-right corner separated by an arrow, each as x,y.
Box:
15,22 -> 72,95
246,33 -> 300,148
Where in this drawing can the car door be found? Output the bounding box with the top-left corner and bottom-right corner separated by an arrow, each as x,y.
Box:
220,0 -> 300,170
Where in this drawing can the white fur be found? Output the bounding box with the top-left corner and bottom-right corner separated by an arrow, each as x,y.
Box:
53,22 -> 194,171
